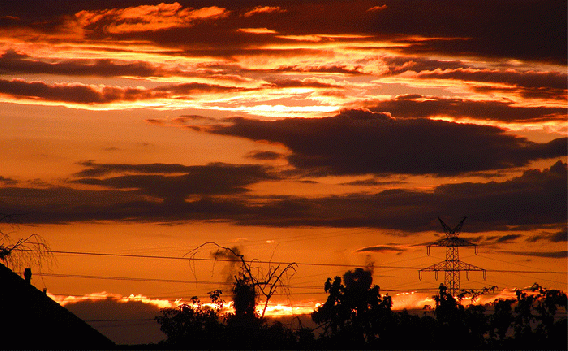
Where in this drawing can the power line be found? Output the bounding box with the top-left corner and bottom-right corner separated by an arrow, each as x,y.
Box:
47,249 -> 424,270
38,272 -> 431,292
36,269 -> 562,295
36,272 -> 232,285
484,269 -> 566,274
46,249 -> 567,274
476,253 -> 559,273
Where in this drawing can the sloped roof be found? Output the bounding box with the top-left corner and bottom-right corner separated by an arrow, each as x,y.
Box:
0,263 -> 115,349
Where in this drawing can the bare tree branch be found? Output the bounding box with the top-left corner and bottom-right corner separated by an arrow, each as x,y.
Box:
186,242 -> 297,318
0,214 -> 53,274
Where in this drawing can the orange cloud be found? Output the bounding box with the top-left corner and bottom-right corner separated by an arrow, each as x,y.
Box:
237,28 -> 278,35
367,5 -> 388,12
243,6 -> 287,17
50,291 -> 175,309
75,3 -> 229,34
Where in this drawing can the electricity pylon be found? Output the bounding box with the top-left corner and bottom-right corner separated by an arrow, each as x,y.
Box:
419,217 -> 486,296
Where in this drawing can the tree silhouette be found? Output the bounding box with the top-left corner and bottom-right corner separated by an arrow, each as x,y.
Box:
312,267 -> 392,348
155,290 -> 226,348
159,242 -> 300,348
154,262 -> 568,350
187,242 -> 297,319
0,213 -> 52,273
489,298 -> 514,343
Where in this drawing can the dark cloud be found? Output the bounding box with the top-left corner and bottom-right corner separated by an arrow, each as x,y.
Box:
1,1 -> 564,64
103,147 -> 120,152
74,161 -> 200,177
174,115 -> 218,123
0,162 -> 279,224
246,151 -> 283,160
153,82 -> 248,95
357,245 -> 406,253
0,50 -> 251,83
470,85 -> 566,101
122,1 -> 565,64
145,119 -> 167,126
412,69 -> 567,101
200,109 -> 567,175
236,161 -> 567,232
0,162 -> 565,233
73,162 -> 277,203
495,234 -> 522,243
0,176 -> 17,185
369,95 -> 566,122
377,0 -> 566,64
0,185 -> 148,223
0,50 -> 166,78
526,229 -> 568,243
550,229 -> 568,243
0,79 -> 250,104
0,79 -> 155,104
415,69 -> 567,91
339,178 -> 404,186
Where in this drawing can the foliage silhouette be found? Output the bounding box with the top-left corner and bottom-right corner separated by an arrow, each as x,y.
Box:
157,243 -> 299,348
311,267 -> 393,348
186,242 -> 297,319
154,264 -> 567,350
155,291 -> 226,348
0,213 -> 52,273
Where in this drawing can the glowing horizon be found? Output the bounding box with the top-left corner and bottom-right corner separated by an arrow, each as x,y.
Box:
1,0 -> 566,345
49,286 -> 538,319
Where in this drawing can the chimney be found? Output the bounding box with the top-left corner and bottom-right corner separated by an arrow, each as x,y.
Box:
24,268 -> 31,284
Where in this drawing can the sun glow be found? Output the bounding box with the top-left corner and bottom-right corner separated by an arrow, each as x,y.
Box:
429,116 -> 568,135
48,289 -> 526,319
49,291 -> 175,309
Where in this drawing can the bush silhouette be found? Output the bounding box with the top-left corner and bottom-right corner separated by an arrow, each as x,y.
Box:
155,269 -> 567,349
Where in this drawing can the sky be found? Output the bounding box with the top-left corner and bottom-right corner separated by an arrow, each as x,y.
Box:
0,0 -> 566,344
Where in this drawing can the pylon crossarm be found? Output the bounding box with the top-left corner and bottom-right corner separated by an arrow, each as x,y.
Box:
419,261 -> 450,271
434,237 -> 477,247
420,260 -> 483,272
419,217 -> 486,293
455,261 -> 484,271
419,259 -> 486,281
420,261 -> 447,281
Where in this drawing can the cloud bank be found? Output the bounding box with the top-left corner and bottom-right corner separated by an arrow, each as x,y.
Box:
199,110 -> 566,176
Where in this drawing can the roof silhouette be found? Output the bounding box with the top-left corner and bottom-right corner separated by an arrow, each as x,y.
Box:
0,263 -> 114,349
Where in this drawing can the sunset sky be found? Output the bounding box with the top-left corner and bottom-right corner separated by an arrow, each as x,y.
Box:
0,0 -> 566,344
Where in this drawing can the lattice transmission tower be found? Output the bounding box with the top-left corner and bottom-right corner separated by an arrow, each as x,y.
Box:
419,217 -> 486,296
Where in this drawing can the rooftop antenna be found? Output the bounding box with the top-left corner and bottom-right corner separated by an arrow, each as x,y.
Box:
419,216 -> 486,296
